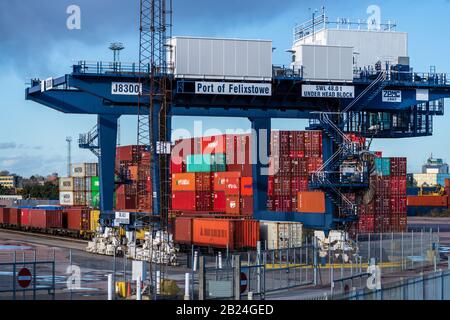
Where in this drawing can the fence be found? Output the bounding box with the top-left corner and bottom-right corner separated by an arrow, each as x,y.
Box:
0,247 -> 116,300
332,268 -> 450,300
198,242 -> 318,300
197,231 -> 441,300
0,250 -> 56,300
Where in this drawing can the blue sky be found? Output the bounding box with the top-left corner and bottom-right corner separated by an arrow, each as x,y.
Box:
1,0 -> 450,176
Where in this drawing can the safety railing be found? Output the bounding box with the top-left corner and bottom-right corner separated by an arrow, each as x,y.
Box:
73,61 -> 174,76
354,69 -> 450,86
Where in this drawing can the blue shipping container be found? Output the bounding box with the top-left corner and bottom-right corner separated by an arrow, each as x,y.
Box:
375,158 -> 391,176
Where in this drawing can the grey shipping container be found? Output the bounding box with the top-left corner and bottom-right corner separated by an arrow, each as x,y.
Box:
71,163 -> 98,178
169,37 -> 273,81
294,44 -> 354,82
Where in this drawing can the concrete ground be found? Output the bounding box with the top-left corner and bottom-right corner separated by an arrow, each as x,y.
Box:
0,218 -> 449,300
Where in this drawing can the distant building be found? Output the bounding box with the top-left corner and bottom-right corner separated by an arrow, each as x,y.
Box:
0,176 -> 20,189
422,154 -> 449,174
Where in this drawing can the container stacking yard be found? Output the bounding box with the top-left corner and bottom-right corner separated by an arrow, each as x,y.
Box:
2,2 -> 450,302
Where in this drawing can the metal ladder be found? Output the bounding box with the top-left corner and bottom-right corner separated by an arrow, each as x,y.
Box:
310,72 -> 387,222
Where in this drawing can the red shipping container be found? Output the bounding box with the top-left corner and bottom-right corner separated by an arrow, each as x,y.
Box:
9,208 -> 21,226
273,196 -> 292,212
29,210 -> 63,229
214,172 -> 241,192
170,156 -> 185,174
65,208 -> 90,231
241,196 -> 254,216
173,173 -> 212,192
291,177 -> 309,193
191,218 -> 259,250
390,177 -> 407,195
289,131 -> 305,152
307,158 -> 323,173
172,192 -> 197,211
226,195 -> 241,215
172,138 -> 200,159
407,196 -> 448,207
233,219 -> 259,249
195,191 -> 213,211
227,164 -> 253,177
241,177 -> 253,196
390,157 -> 407,176
202,135 -> 227,155
225,135 -> 238,165
174,217 -> 193,244
273,176 -> 291,196
291,158 -> 308,177
116,194 -> 138,210
117,145 -> 148,162
236,134 -> 252,166
271,156 -> 291,173
0,208 -> 10,224
390,196 -> 407,214
290,150 -> 305,158
268,176 -> 274,196
213,192 -> 227,212
375,177 -> 391,196
21,209 -> 31,226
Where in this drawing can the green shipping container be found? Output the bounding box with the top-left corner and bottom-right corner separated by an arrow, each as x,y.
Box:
375,157 -> 391,176
91,191 -> 100,208
91,177 -> 100,191
186,154 -> 226,172
91,190 -> 116,209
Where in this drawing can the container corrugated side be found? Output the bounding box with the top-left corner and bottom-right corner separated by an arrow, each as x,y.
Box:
170,37 -> 273,81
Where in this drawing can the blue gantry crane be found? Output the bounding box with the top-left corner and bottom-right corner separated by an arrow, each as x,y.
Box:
25,6 -> 450,235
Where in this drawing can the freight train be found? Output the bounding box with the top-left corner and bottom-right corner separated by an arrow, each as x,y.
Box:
0,206 -> 100,240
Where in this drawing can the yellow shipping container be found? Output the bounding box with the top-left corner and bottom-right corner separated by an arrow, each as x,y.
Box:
90,210 -> 101,232
136,229 -> 147,241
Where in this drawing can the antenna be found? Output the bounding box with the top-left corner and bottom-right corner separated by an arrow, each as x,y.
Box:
109,42 -> 125,63
66,137 -> 72,177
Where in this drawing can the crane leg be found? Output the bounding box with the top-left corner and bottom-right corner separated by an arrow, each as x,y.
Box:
249,118 -> 271,215
98,114 -> 119,227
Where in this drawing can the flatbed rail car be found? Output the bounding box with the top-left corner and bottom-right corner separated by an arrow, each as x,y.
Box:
0,207 -> 98,240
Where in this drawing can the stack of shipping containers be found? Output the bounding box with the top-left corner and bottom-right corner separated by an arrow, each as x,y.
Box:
115,145 -> 151,211
354,156 -> 408,234
171,134 -> 259,249
268,131 -> 324,213
59,163 -> 98,207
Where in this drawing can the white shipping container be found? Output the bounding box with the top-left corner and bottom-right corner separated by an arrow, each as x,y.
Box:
169,37 -> 273,81
71,163 -> 98,178
294,44 -> 353,82
259,221 -> 303,250
59,191 -> 87,206
60,192 -> 74,206
59,177 -> 74,192
413,173 -> 438,187
293,28 -> 408,70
